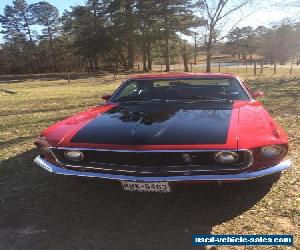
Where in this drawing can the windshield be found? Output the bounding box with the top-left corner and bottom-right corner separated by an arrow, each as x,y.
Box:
111,78 -> 249,103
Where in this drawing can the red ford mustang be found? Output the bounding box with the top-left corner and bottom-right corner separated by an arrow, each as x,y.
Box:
34,73 -> 291,192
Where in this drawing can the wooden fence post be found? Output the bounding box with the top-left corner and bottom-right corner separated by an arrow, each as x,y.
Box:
290,58 -> 294,75
254,61 -> 257,76
67,66 -> 71,84
260,60 -> 263,74
274,62 -> 277,75
218,63 -> 221,73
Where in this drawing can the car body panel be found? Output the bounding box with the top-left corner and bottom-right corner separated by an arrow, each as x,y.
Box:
70,102 -> 233,145
43,100 -> 287,151
36,73 -> 290,183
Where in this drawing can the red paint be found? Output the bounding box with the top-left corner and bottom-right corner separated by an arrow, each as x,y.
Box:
38,73 -> 289,172
42,104 -> 116,147
56,101 -> 287,151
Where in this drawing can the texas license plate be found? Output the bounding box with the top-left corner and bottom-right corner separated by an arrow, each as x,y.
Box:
121,181 -> 170,193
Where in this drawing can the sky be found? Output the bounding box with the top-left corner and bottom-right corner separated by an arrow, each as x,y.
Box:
0,0 -> 299,42
0,0 -> 298,24
0,0 -> 85,14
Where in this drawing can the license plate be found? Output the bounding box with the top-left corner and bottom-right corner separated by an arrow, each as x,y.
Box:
121,181 -> 170,193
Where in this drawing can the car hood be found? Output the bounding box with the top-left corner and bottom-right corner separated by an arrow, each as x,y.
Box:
43,101 -> 287,150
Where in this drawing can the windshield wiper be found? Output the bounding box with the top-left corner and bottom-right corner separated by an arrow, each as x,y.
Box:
161,97 -> 232,103
195,96 -> 232,102
114,97 -> 151,103
114,97 -> 232,103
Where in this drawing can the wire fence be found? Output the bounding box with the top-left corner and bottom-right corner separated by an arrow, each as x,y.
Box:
150,61 -> 300,76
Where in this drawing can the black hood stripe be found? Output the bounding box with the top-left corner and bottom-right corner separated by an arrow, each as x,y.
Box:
70,102 -> 233,145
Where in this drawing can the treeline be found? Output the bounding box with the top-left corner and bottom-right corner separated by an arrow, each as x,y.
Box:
0,0 -> 299,75
224,24 -> 300,65
0,0 -> 204,74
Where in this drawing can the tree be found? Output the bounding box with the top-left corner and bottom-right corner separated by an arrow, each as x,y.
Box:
106,0 -> 138,70
156,0 -> 205,72
258,24 -> 299,65
136,0 -> 162,71
0,0 -> 41,73
62,5 -> 110,72
181,40 -> 189,72
14,0 -> 41,72
227,26 -> 258,61
30,1 -> 60,71
196,0 -> 251,72
0,5 -> 23,40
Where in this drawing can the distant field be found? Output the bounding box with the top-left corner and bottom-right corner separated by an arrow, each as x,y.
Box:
0,71 -> 299,249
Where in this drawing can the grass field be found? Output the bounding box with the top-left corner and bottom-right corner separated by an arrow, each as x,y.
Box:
0,69 -> 299,249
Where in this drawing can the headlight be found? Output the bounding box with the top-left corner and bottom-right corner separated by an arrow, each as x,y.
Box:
260,145 -> 286,158
64,150 -> 84,161
34,136 -> 50,152
214,151 -> 239,163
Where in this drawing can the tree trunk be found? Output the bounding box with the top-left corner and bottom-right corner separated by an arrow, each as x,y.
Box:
142,44 -> 147,71
22,10 -> 40,73
127,39 -> 134,70
206,49 -> 211,73
290,58 -> 294,75
206,28 -> 213,73
165,33 -> 170,72
182,40 -> 189,72
194,32 -> 197,65
47,26 -> 57,72
94,55 -> 98,71
125,1 -> 134,70
146,43 -> 152,71
88,57 -> 94,72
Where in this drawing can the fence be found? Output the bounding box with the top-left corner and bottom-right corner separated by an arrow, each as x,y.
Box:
149,61 -> 300,76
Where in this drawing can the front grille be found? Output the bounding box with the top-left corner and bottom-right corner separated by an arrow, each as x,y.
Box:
51,148 -> 252,176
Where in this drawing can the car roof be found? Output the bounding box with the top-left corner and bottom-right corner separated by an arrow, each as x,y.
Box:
129,72 -> 236,80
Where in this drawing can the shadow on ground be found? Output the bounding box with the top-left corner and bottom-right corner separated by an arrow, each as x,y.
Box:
0,71 -> 138,84
0,149 -> 274,250
0,73 -> 103,83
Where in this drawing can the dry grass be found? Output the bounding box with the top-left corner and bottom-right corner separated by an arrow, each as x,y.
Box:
0,70 -> 299,249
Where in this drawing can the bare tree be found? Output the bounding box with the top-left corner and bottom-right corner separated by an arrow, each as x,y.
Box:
196,0 -> 251,72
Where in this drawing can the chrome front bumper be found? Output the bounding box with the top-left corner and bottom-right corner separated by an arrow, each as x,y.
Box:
34,155 -> 292,182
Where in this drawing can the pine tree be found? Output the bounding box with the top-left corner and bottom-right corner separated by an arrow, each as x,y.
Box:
30,2 -> 60,72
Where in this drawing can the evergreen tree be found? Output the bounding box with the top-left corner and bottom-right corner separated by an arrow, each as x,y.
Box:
30,1 -> 60,71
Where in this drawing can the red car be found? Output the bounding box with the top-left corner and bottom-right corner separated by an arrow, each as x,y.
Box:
34,73 -> 291,192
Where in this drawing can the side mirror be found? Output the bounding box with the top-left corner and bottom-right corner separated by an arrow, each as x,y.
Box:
252,91 -> 264,98
101,95 -> 111,101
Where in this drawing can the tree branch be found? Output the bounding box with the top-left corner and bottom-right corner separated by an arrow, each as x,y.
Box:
218,0 -> 250,21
